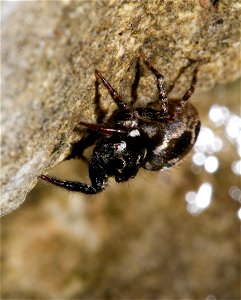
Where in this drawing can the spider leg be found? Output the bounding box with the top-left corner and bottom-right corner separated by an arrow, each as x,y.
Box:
41,174 -> 106,194
69,74 -> 120,161
69,119 -> 126,162
130,57 -> 141,105
78,121 -> 125,134
140,51 -> 168,115
95,70 -> 131,112
94,79 -> 107,123
41,154 -> 110,194
167,60 -> 196,94
181,66 -> 199,102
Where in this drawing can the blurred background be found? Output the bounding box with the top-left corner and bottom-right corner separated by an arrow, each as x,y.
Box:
1,1 -> 240,299
2,81 -> 240,299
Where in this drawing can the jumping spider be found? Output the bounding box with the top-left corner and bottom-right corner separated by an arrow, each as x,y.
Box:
41,52 -> 201,194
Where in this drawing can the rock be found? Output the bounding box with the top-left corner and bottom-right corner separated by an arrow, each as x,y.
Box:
1,0 -> 240,215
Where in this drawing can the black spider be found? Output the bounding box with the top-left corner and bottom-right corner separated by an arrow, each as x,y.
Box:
41,52 -> 201,194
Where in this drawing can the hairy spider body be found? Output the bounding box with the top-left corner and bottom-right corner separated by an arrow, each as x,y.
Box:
41,53 -> 201,194
138,100 -> 200,171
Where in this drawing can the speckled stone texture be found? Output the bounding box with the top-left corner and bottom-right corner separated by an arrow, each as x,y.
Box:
1,1 -> 240,298
1,1 -> 240,214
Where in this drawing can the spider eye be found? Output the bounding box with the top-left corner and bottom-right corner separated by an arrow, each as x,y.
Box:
112,158 -> 126,171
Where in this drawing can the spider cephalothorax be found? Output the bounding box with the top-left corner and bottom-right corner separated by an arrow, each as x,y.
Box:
41,52 -> 201,194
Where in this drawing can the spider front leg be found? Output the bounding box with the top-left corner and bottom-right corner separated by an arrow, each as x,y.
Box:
67,121 -> 125,161
94,78 -> 107,123
41,175 -> 100,194
41,157 -> 109,194
140,51 -> 169,115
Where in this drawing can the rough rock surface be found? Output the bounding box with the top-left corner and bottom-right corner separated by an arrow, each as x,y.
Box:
1,0 -> 240,215
1,2 -> 240,299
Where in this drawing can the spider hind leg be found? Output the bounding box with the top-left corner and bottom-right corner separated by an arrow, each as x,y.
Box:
181,66 -> 199,102
140,51 -> 169,115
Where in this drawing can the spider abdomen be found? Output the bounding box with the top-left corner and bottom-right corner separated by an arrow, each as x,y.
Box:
142,103 -> 201,171
145,126 -> 201,171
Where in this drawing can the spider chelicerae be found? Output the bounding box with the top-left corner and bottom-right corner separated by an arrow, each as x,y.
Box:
41,52 -> 201,194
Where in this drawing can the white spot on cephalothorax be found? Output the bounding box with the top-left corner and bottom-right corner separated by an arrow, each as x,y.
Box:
114,141 -> 126,152
128,129 -> 140,137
